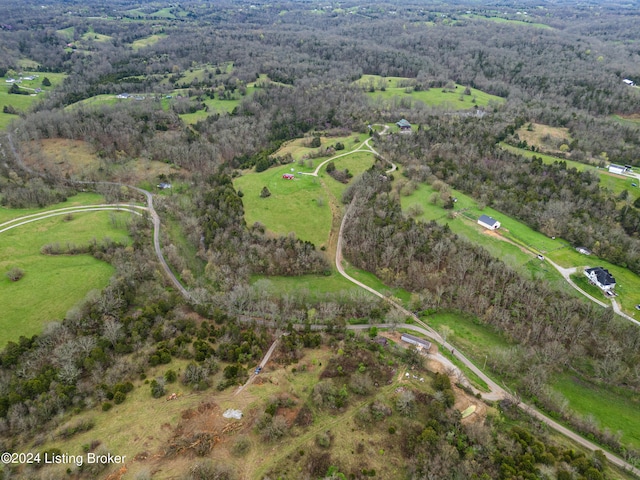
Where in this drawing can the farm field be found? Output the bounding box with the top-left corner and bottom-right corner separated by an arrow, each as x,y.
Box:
0,72 -> 67,130
0,192 -> 106,223
356,74 -> 504,110
234,165 -> 332,248
0,209 -> 132,346
398,181 -> 574,294
550,373 -> 640,450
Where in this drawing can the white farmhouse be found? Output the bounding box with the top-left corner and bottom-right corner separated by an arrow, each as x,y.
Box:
478,214 -> 500,230
584,267 -> 616,292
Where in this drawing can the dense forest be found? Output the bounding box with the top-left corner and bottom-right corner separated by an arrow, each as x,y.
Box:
1,0 -> 640,478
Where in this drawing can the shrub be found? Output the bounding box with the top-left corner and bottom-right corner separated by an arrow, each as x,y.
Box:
165,370 -> 177,383
6,267 -> 24,282
113,391 -> 126,405
101,402 -> 112,412
150,379 -> 165,398
260,186 -> 271,198
310,136 -> 321,148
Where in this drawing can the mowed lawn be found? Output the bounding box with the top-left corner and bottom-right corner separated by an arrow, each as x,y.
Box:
234,165 -> 332,247
0,210 -> 131,346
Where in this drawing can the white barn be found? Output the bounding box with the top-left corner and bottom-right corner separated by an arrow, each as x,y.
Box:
478,214 -> 500,230
608,164 -> 626,175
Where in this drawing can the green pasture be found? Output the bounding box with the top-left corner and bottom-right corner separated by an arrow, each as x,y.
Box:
343,265 -> 411,304
234,166 -> 332,247
130,34 -> 167,50
461,14 -> 552,29
276,134 -> 363,166
250,272 -> 362,297
0,72 -> 67,129
150,7 -> 177,18
356,74 -> 503,110
0,210 -> 132,346
321,150 -> 377,200
57,26 -> 75,40
0,192 -> 106,224
550,372 -> 640,450
398,182 -> 573,293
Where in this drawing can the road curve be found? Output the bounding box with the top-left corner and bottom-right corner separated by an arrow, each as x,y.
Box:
6,131 -> 193,303
336,200 -> 640,477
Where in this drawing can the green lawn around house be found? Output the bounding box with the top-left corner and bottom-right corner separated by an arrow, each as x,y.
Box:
0,72 -> 67,130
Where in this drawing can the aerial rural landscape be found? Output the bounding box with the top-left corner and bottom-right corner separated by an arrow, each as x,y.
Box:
1,0 -> 640,479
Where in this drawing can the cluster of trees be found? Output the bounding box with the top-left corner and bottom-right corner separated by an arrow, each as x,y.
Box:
341,171 -> 640,457
376,115 -> 640,275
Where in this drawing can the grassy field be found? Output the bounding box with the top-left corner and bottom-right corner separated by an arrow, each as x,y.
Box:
0,192 -> 105,223
130,33 -> 167,50
234,166 -> 332,248
0,72 -> 67,130
461,14 -> 553,29
0,210 -> 131,346
343,265 -> 412,304
20,138 -> 179,186
356,74 -> 504,110
250,271 -> 363,297
550,372 -> 640,450
321,150 -> 377,201
398,181 -> 575,293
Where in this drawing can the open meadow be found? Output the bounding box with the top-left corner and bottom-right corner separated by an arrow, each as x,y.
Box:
356,74 -> 504,110
0,208 -> 131,346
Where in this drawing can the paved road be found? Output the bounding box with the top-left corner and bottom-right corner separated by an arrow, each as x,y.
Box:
336,199 -> 640,477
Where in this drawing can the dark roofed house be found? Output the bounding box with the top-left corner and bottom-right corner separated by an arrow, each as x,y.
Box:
396,119 -> 411,131
585,267 -> 616,292
401,333 -> 431,350
477,214 -> 501,230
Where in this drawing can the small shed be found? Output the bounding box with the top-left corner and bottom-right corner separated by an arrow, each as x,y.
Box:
478,214 -> 500,230
396,119 -> 412,131
401,333 -> 431,350
608,164 -> 625,175
282,173 -> 295,180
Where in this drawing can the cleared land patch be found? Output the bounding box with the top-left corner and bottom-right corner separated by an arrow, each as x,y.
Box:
515,122 -> 572,155
356,74 -> 503,110
0,209 -> 131,346
130,33 -> 167,50
22,138 -> 179,185
234,166 -> 332,248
